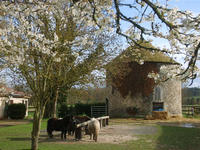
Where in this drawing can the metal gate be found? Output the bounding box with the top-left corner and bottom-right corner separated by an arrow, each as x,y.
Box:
91,105 -> 107,117
91,98 -> 109,117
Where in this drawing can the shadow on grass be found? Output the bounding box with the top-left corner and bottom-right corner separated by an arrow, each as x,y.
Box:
7,132 -> 75,144
7,136 -> 64,143
39,134 -> 77,143
0,125 -> 13,128
156,124 -> 200,150
7,137 -> 31,141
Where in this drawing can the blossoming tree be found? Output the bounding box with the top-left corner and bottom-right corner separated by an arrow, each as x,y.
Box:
0,1 -> 115,149
72,0 -> 199,81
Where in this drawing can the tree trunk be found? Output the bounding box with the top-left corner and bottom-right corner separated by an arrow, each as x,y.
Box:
31,106 -> 45,150
52,87 -> 59,118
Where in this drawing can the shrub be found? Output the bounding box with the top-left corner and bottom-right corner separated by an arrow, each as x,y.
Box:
7,103 -> 26,119
75,103 -> 91,116
126,106 -> 139,116
58,102 -> 106,118
58,103 -> 76,118
75,102 -> 105,117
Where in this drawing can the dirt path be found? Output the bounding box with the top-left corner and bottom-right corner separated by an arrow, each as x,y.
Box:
39,124 -> 158,144
39,118 -> 200,144
89,124 -> 157,143
0,119 -> 31,127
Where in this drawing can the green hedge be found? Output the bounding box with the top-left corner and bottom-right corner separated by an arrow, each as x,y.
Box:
58,102 -> 105,118
7,104 -> 26,119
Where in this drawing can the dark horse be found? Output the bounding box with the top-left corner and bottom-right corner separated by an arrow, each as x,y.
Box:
47,115 -> 74,140
67,116 -> 90,137
73,116 -> 91,140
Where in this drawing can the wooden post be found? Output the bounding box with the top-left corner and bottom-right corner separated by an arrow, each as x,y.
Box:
102,119 -> 106,127
106,118 -> 109,125
91,106 -> 93,118
99,119 -> 102,128
106,98 -> 109,116
192,107 -> 194,117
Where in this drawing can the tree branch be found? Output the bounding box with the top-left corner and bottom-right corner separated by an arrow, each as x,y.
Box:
143,0 -> 176,30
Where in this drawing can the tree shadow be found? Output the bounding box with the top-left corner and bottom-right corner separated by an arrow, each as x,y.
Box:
157,121 -> 200,128
0,125 -> 13,128
39,133 -> 77,143
7,135 -> 75,144
155,124 -> 200,150
7,137 -> 31,141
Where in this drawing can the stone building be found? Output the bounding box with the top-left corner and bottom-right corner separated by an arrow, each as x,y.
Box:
106,43 -> 182,118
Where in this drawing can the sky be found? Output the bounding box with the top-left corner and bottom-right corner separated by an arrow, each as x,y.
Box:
168,0 -> 199,13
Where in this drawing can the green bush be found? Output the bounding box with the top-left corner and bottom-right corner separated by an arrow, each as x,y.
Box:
58,102 -> 105,117
58,104 -> 76,118
126,106 -> 139,116
7,104 -> 26,119
75,103 -> 91,116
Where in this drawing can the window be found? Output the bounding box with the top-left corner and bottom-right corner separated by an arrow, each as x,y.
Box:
154,86 -> 162,101
153,102 -> 164,111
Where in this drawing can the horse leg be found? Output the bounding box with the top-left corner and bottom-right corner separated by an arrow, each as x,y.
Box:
51,133 -> 53,138
61,131 -> 64,139
90,133 -> 92,140
50,132 -> 53,138
67,127 -> 70,135
95,134 -> 98,142
61,130 -> 66,140
48,130 -> 53,138
93,134 -> 95,140
64,130 -> 67,140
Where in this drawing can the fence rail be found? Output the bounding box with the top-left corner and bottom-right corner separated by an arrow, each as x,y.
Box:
76,116 -> 109,128
182,105 -> 200,116
28,106 -> 35,112
75,116 -> 109,140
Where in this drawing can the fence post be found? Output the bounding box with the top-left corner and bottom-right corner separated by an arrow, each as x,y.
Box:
106,98 -> 109,116
102,119 -> 106,127
106,118 -> 109,125
100,119 -> 102,128
192,107 -> 194,117
91,106 -> 93,118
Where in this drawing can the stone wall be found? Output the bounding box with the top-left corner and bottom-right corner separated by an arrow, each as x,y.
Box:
106,62 -> 182,118
0,97 -> 7,119
158,79 -> 182,117
107,86 -> 153,117
107,79 -> 182,118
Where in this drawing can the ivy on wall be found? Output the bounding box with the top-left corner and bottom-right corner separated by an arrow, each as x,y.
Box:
111,62 -> 159,98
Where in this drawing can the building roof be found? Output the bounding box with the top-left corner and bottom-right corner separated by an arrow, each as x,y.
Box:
107,42 -> 178,67
0,85 -> 27,98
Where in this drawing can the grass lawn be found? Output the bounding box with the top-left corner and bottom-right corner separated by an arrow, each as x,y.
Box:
0,119 -> 200,150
